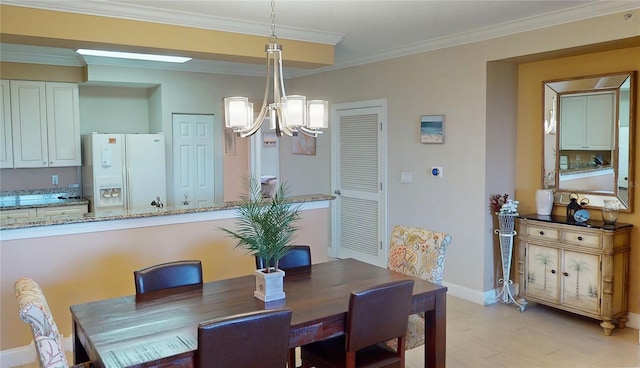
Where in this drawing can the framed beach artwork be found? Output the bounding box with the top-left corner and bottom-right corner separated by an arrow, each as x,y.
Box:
420,114 -> 445,144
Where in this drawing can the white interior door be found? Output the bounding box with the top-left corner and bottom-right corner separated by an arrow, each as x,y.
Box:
331,100 -> 387,267
172,114 -> 215,207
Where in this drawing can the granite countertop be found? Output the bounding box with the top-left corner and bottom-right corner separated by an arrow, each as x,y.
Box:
559,165 -> 613,176
0,193 -> 335,230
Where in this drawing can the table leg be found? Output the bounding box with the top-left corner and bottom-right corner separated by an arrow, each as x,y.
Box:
288,348 -> 297,368
73,320 -> 90,364
424,292 -> 446,368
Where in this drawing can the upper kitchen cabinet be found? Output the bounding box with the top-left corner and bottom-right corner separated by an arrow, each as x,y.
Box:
10,81 -> 81,167
0,80 -> 12,168
559,92 -> 614,150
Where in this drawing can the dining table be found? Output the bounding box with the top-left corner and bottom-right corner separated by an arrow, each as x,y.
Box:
71,258 -> 447,368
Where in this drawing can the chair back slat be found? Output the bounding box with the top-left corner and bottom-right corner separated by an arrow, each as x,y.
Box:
197,309 -> 292,368
134,260 -> 203,294
346,279 -> 414,352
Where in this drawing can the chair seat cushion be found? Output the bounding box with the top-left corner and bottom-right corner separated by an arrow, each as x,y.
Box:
301,335 -> 401,368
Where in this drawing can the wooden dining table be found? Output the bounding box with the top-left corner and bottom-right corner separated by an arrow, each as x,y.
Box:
71,258 -> 447,368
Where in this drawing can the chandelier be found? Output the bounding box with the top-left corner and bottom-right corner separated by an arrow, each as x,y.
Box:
224,0 -> 329,138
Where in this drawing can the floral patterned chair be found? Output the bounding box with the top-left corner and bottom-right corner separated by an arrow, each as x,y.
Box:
14,277 -> 91,368
386,225 -> 452,351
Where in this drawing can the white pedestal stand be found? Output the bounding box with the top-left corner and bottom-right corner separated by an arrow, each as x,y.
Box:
491,214 -> 525,311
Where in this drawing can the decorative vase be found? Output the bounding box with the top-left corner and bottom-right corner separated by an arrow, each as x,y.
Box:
535,189 -> 554,216
601,200 -> 619,225
253,268 -> 285,302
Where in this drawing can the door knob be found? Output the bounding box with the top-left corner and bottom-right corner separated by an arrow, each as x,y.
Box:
334,189 -> 341,195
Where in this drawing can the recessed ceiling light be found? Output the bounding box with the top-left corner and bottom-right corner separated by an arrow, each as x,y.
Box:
76,49 -> 191,63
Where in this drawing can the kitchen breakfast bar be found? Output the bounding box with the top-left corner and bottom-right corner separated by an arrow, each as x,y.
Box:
0,195 -> 333,357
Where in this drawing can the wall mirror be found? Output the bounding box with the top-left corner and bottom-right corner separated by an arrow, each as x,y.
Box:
543,71 -> 636,212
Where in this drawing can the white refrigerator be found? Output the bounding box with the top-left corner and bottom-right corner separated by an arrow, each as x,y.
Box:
82,133 -> 167,214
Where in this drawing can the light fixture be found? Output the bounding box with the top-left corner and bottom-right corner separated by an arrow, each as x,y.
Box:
224,0 -> 328,138
76,49 -> 192,63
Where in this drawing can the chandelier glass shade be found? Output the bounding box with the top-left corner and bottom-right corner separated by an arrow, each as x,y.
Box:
224,2 -> 328,138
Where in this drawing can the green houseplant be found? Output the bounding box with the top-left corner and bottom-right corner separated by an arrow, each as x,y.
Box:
219,176 -> 301,302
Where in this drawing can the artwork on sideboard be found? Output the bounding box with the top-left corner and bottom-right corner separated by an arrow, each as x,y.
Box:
420,114 -> 445,144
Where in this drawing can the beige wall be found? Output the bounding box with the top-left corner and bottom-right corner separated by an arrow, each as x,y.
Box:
287,11 -> 640,299
517,46 -> 640,314
1,207 -> 330,350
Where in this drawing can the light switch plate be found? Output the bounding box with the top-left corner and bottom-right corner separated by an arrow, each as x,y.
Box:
400,171 -> 413,183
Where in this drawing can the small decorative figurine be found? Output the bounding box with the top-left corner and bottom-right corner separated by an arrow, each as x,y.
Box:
566,193 -> 582,220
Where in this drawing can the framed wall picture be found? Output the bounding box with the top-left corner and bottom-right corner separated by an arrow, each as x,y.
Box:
224,128 -> 236,155
420,114 -> 445,144
263,132 -> 277,147
292,133 -> 316,155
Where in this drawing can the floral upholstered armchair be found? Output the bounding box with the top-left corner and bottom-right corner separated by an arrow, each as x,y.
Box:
14,277 -> 91,368
387,225 -> 452,351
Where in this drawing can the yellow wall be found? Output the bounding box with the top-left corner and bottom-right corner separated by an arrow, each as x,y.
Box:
0,5 -> 333,69
1,207 -> 330,350
0,62 -> 84,82
516,46 -> 640,312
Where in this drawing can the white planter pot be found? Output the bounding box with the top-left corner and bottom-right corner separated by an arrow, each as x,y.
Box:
535,189 -> 554,216
253,268 -> 286,302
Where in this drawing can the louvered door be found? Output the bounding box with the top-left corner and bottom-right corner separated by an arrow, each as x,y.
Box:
332,100 -> 387,266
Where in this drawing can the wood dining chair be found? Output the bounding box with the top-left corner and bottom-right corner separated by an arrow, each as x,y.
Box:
255,245 -> 312,272
300,279 -> 415,368
387,225 -> 452,351
15,277 -> 92,368
197,308 -> 292,368
133,259 -> 203,294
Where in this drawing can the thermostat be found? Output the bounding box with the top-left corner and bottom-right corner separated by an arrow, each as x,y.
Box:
431,167 -> 443,177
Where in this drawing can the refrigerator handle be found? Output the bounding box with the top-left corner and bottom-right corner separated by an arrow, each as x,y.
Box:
125,167 -> 131,211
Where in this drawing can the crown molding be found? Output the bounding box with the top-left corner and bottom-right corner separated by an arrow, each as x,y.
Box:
0,0 -> 344,46
2,1 -> 638,78
289,1 -> 640,78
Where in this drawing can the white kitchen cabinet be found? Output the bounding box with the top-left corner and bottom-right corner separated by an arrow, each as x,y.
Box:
36,204 -> 87,219
0,208 -> 36,225
10,81 -> 81,167
560,92 -> 614,150
518,217 -> 630,335
0,80 -> 12,168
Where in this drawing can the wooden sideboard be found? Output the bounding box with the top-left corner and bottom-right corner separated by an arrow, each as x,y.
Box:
517,214 -> 631,335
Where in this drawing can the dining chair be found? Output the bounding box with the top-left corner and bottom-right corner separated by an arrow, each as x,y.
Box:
255,245 -> 312,271
14,277 -> 92,368
300,279 -> 415,368
133,259 -> 203,294
197,308 -> 292,368
387,225 -> 452,351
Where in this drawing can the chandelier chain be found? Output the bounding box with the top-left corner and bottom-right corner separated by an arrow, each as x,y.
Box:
270,0 -> 277,43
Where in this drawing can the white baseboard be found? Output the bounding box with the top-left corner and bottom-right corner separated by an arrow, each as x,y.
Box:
0,336 -> 72,368
443,280 -> 640,330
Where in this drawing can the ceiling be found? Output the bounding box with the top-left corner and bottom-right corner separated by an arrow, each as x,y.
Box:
1,0 -> 639,77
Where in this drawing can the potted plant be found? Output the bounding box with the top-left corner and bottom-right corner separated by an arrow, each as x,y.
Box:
219,176 -> 301,302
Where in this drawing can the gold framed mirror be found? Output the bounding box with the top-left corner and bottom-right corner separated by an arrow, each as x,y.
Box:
543,71 -> 636,212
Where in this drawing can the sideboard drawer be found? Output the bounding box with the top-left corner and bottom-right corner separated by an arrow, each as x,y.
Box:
563,231 -> 601,249
526,225 -> 559,240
